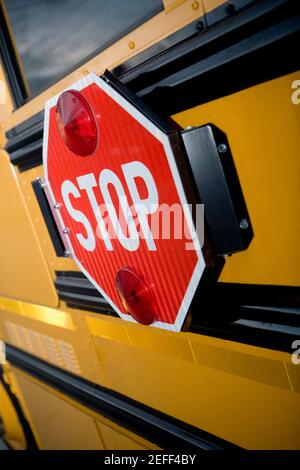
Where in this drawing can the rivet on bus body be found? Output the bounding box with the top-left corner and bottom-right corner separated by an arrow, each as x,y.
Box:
218,143 -> 227,153
240,219 -> 249,230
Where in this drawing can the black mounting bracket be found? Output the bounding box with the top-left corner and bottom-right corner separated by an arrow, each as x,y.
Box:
181,124 -> 253,256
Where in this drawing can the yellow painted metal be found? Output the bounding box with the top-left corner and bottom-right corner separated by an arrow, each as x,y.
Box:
173,71 -> 300,286
0,298 -> 109,386
0,0 -> 299,451
0,296 -> 74,329
13,370 -> 105,450
20,302 -> 75,330
11,368 -> 158,450
96,421 -> 153,450
1,60 -> 62,308
0,366 -> 26,449
0,152 -> 58,306
0,256 -> 298,449
163,0 -> 188,14
9,164 -> 79,278
86,312 -> 300,449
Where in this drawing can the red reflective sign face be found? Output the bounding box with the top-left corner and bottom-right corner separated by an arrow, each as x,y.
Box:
43,73 -> 206,331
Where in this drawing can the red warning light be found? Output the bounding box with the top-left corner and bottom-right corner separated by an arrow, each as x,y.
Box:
116,267 -> 157,325
56,89 -> 98,156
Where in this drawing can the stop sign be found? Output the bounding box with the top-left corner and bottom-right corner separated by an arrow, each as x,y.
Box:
43,73 -> 208,332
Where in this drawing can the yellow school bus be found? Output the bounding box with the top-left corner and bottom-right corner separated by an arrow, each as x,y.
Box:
0,0 -> 299,450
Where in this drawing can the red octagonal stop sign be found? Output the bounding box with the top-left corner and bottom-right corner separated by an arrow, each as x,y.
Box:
43,73 -> 208,332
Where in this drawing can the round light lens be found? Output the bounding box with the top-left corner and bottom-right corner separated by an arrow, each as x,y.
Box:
56,89 -> 98,156
116,267 -> 157,325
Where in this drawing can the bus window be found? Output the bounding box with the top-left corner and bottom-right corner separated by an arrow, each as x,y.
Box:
4,0 -> 163,100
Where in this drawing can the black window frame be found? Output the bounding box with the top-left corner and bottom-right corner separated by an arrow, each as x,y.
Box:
0,1 -> 28,108
0,0 -> 164,109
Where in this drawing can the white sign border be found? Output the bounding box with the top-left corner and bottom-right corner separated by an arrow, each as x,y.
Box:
43,72 -> 206,333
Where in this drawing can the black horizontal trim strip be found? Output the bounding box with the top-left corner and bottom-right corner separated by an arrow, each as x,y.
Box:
189,319 -> 300,353
5,111 -> 44,171
205,0 -> 256,27
114,0 -> 300,116
5,344 -> 239,450
9,138 -> 43,172
59,272 -> 300,316
5,116 -> 44,153
113,17 -> 203,81
55,271 -> 116,315
138,15 -> 300,99
213,283 -> 300,309
113,0 -> 260,82
57,271 -> 299,352
137,18 -> 300,115
59,291 -> 117,316
6,110 -> 44,140
233,318 -> 300,337
190,283 -> 300,352
55,271 -> 103,294
116,0 -> 283,88
238,306 -> 300,327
